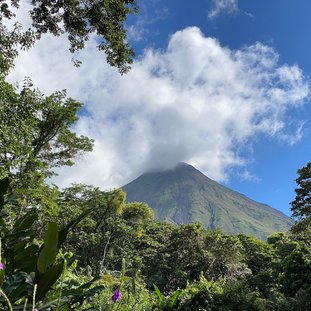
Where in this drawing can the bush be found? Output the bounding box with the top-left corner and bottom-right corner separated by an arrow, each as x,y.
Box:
177,276 -> 267,311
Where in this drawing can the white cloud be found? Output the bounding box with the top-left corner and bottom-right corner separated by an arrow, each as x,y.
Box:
126,5 -> 169,43
7,25 -> 309,190
208,0 -> 239,19
238,170 -> 261,182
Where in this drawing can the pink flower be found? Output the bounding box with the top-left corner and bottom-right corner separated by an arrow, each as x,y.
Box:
0,262 -> 4,270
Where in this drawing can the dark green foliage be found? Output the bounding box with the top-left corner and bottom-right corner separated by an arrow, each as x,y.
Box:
56,185 -> 125,273
1,0 -> 138,74
177,277 -> 266,311
56,185 -> 156,276
290,217 -> 311,246
0,178 -> 105,309
160,223 -> 210,291
204,231 -> 250,281
291,162 -> 311,219
280,247 -> 311,297
238,234 -> 273,275
267,232 -> 298,258
290,162 -> 311,246
0,178 -> 62,305
130,222 -> 174,290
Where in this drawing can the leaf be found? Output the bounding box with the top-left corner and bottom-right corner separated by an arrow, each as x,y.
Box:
36,263 -> 64,301
71,285 -> 105,306
153,284 -> 164,305
15,244 -> 39,272
37,222 -> 59,274
58,207 -> 95,246
4,230 -> 34,243
9,283 -> 28,302
169,289 -> 181,308
61,276 -> 102,298
13,211 -> 38,233
15,244 -> 39,262
4,272 -> 33,301
4,193 -> 19,206
56,303 -> 70,311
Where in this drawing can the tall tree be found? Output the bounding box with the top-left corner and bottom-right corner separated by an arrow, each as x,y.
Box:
0,0 -> 138,74
291,162 -> 311,219
0,77 -> 93,208
290,162 -> 311,245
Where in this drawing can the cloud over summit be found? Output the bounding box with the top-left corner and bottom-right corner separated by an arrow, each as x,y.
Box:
9,27 -> 309,189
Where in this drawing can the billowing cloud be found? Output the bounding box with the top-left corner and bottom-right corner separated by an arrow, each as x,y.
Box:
8,26 -> 309,189
208,0 -> 239,19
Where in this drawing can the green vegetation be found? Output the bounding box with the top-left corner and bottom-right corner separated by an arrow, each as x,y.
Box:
123,163 -> 292,240
0,171 -> 310,309
1,0 -> 138,74
0,4 -> 310,310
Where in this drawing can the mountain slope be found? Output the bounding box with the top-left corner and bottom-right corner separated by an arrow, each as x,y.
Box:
122,163 -> 292,240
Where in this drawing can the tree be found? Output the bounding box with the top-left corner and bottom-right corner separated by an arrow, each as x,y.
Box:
290,162 -> 311,241
56,185 -> 157,275
122,202 -> 154,225
204,231 -> 251,283
291,162 -> 311,219
0,77 -> 93,209
291,161 -> 311,221
0,22 -> 35,76
237,234 -> 273,276
1,0 -> 138,74
281,246 -> 311,297
161,223 -> 211,291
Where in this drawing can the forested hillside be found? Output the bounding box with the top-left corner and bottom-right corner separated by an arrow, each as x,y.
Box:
0,1 -> 310,310
123,163 -> 292,240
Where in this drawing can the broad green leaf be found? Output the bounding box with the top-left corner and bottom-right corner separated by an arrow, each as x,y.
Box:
15,244 -> 39,272
35,263 -> 64,301
4,272 -> 33,300
4,230 -> 34,244
37,222 -> 59,274
13,211 -> 38,233
14,240 -> 28,253
36,263 -> 64,301
8,283 -> 28,303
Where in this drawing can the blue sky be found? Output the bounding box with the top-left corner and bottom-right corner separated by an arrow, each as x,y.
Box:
8,0 -> 311,217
